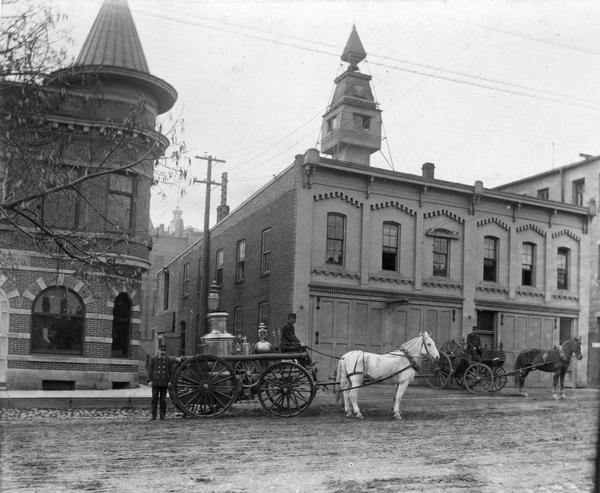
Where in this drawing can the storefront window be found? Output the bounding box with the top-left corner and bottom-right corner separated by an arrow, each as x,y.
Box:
31,286 -> 84,355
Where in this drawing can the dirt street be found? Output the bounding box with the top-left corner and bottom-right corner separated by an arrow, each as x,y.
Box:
1,387 -> 598,492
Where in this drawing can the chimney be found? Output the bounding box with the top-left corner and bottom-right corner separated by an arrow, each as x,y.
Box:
422,162 -> 435,179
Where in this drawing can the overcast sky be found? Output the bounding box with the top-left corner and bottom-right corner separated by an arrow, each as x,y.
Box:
53,0 -> 600,231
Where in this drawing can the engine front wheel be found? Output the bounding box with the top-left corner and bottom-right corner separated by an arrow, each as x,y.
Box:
257,361 -> 315,417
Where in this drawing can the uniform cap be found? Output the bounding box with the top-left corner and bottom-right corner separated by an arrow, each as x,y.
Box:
288,313 -> 296,319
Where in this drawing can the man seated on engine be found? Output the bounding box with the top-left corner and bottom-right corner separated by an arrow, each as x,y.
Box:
280,313 -> 313,369
280,313 -> 302,352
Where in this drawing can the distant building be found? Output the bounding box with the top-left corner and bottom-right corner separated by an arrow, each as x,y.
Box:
496,155 -> 600,387
158,27 -> 591,388
0,0 -> 176,389
139,208 -> 201,362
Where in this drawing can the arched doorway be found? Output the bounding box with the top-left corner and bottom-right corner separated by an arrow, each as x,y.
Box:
112,293 -> 131,358
0,290 -> 9,389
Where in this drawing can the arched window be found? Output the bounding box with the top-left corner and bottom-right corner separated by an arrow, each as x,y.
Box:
31,286 -> 84,355
112,293 -> 131,358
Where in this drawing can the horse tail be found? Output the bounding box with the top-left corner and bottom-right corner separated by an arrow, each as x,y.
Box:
335,357 -> 347,405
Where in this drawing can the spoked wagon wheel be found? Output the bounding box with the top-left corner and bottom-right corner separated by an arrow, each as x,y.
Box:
423,351 -> 453,389
490,366 -> 508,392
440,340 -> 461,357
257,361 -> 316,417
234,360 -> 262,389
462,363 -> 493,393
171,355 -> 237,418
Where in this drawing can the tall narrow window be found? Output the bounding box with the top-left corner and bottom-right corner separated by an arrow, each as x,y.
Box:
326,115 -> 338,134
112,293 -> 131,358
557,247 -> 569,289
107,174 -> 134,231
236,240 -> 246,282
31,286 -> 84,355
382,222 -> 399,271
216,249 -> 224,285
572,179 -> 585,206
234,307 -> 243,335
258,301 -> 269,325
261,228 -> 272,275
326,213 -> 345,265
182,262 -> 190,297
521,242 -> 535,286
433,237 -> 449,277
162,270 -> 169,311
483,236 -> 498,282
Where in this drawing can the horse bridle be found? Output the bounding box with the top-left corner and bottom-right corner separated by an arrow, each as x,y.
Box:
397,334 -> 431,372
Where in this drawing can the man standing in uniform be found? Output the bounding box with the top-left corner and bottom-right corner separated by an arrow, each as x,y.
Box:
148,344 -> 173,420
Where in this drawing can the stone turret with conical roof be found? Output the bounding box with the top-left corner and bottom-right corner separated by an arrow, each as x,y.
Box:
40,0 -> 178,258
47,0 -> 176,121
320,26 -> 381,166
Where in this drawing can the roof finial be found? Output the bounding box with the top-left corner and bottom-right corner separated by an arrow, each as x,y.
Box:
341,25 -> 366,72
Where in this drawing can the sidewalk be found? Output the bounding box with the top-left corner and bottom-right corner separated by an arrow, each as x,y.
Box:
0,385 -> 152,409
1,384 -> 597,410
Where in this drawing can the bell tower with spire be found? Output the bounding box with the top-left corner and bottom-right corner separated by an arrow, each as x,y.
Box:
320,26 -> 381,166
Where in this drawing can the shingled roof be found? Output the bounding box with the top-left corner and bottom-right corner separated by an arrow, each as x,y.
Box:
75,0 -> 149,73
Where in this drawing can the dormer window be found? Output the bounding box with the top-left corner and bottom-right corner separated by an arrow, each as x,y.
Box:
353,114 -> 370,130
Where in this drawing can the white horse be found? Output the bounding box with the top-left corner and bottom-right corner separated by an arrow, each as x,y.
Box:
336,332 -> 440,420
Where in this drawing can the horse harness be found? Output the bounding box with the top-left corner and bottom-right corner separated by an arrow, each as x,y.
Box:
345,344 -> 421,385
541,346 -> 568,364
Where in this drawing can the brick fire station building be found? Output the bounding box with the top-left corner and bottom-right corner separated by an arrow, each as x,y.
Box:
157,27 -> 591,387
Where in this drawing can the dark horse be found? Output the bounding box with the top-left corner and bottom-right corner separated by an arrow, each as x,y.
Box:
514,337 -> 583,399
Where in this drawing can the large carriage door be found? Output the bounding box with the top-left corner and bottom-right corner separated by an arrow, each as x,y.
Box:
309,297 -> 351,380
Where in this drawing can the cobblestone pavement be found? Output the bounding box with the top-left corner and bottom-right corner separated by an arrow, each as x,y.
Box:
1,388 -> 598,492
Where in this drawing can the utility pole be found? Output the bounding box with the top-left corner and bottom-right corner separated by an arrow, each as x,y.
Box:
194,154 -> 226,352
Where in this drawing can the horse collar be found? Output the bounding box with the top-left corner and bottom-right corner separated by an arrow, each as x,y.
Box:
558,346 -> 567,362
400,345 -> 420,372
